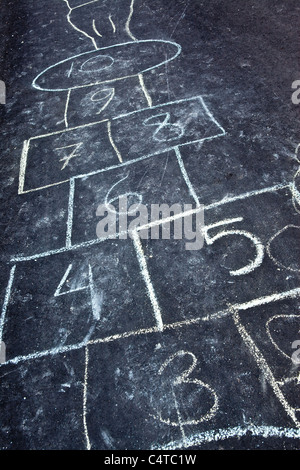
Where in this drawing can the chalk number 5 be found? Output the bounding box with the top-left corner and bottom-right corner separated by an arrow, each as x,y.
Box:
204,217 -> 264,276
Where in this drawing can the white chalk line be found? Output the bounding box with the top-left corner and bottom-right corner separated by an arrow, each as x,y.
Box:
56,142 -> 83,170
64,0 -> 152,111
88,264 -> 102,321
138,73 -> 153,108
205,226 -> 264,276
232,287 -> 300,312
205,182 -> 290,211
83,345 -> 91,450
18,129 -> 225,194
0,265 -> 16,345
200,97 -> 226,136
108,14 -> 116,34
10,232 -> 127,263
151,425 -> 300,450
32,39 -> 182,93
111,95 -> 223,125
54,263 -> 74,297
18,140 -> 30,195
19,94 -> 224,194
266,314 -> 300,362
66,178 -> 75,248
13,182 -> 292,262
67,62 -> 74,78
266,224 -> 300,273
174,146 -> 201,207
65,2 -> 98,50
68,0 -> 99,10
64,90 -> 71,128
92,19 -> 102,38
93,87 -> 115,115
135,206 -> 204,233
131,230 -> 164,331
295,143 -> 300,164
1,287 -> 300,368
233,311 -> 300,428
291,181 -> 300,215
107,120 -> 123,162
155,350 -> 219,428
24,116 -> 109,142
171,386 -> 187,443
125,0 -> 137,41
169,1 -> 190,40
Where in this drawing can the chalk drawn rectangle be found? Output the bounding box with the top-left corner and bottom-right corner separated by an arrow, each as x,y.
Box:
19,120 -> 117,194
1,242 -> 157,364
19,96 -> 225,194
71,149 -> 197,246
139,186 -> 300,325
9,182 -> 70,258
235,298 -> 300,427
84,318 -> 294,450
0,348 -> 87,449
111,96 -> 225,162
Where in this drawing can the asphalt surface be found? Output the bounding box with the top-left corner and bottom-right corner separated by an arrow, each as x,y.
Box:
0,0 -> 300,450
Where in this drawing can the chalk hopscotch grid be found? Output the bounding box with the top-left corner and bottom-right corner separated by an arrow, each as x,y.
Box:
3,182 -> 300,367
4,181 -> 300,449
9,198 -> 300,435
18,95 -> 226,195
3,0 -> 300,450
32,39 -> 182,93
17,95 -> 226,256
11,181 -> 291,264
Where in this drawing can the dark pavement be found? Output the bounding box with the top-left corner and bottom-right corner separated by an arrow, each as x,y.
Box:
0,0 -> 300,450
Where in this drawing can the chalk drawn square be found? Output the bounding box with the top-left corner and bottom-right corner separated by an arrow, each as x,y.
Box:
70,149 -> 197,246
139,185 -> 300,325
0,349 -> 85,449
1,242 -> 157,364
19,120 -> 116,194
8,182 -> 70,259
234,297 -> 300,426
84,318 -> 296,450
65,78 -> 152,128
110,96 -> 225,162
19,96 -> 225,194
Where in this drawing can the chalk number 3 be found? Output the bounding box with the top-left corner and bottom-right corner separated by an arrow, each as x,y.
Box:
156,350 -> 219,427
